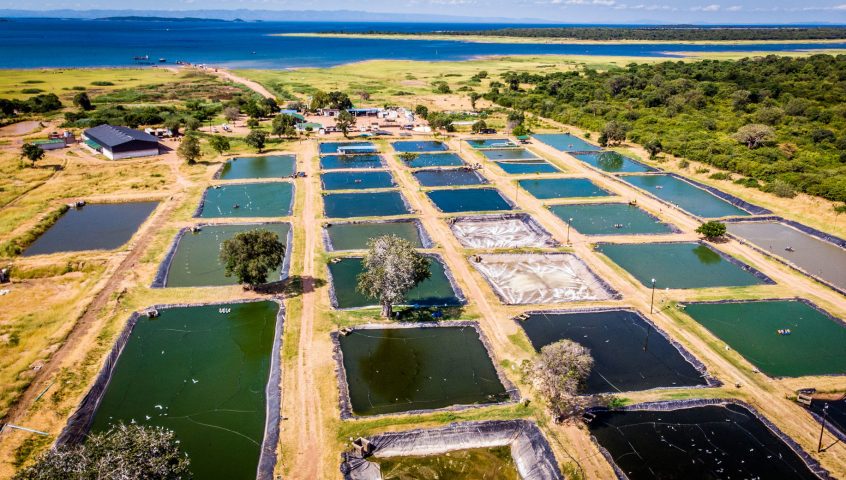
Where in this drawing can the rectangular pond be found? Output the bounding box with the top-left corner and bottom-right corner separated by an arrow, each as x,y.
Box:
323,191 -> 410,218
217,154 -> 296,180
320,141 -> 377,155
401,152 -> 465,168
320,170 -> 395,190
87,301 -> 281,480
495,160 -> 562,175
726,221 -> 846,293
197,182 -> 293,218
392,140 -> 448,152
467,138 -> 516,149
328,256 -> 462,309
533,133 -> 601,152
319,154 -> 385,170
373,446 -> 519,479
588,402 -> 825,480
412,168 -> 487,187
427,188 -> 514,213
480,148 -> 540,161
335,325 -> 510,416
571,152 -> 653,173
158,223 -> 290,288
806,396 -> 846,441
324,220 -> 428,251
519,178 -> 611,200
518,310 -> 709,393
471,253 -> 617,304
597,242 -> 771,289
450,214 -> 558,249
548,203 -> 676,235
621,174 -> 752,218
683,300 -> 846,377
23,202 -> 157,256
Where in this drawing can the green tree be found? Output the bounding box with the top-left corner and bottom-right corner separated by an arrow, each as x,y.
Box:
471,119 -> 488,133
164,117 -> 182,136
223,106 -> 240,123
14,423 -> 190,480
271,114 -> 297,138
245,129 -> 267,153
834,204 -> 846,225
20,143 -> 44,165
512,124 -> 529,136
183,116 -> 201,132
414,104 -> 429,119
469,92 -> 481,110
356,235 -> 432,318
525,339 -> 594,421
644,138 -> 663,158
208,135 -> 230,155
601,120 -> 628,146
177,134 -> 202,165
768,178 -> 796,198
695,221 -> 727,240
732,124 -> 775,149
336,110 -> 356,138
72,91 -> 93,111
219,229 -> 286,287
398,152 -> 419,164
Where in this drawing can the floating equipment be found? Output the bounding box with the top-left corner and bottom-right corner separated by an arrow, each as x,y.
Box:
233,204 -> 239,209
785,246 -> 795,252
190,226 -> 202,233
145,308 -> 159,318
339,327 -> 352,336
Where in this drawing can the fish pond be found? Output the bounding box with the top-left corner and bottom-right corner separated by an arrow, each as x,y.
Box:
519,178 -> 611,200
571,152 -> 653,173
160,223 -> 290,288
217,154 -> 296,180
412,168 -> 487,187
401,152 -> 465,168
336,325 -> 509,416
320,141 -> 376,155
621,174 -> 751,218
198,182 -> 293,218
806,396 -> 846,440
479,148 -> 540,161
328,256 -> 461,308
518,310 -> 707,393
323,191 -> 410,218
324,220 -> 427,251
450,214 -> 557,249
23,202 -> 157,256
467,138 -> 516,149
320,170 -> 395,190
597,242 -> 769,289
548,203 -> 675,235
319,154 -> 385,170
392,140 -> 448,152
373,446 -> 519,480
89,301 -> 280,480
495,160 -> 561,175
427,188 -> 514,213
683,300 -> 846,377
726,221 -> 846,292
588,402 -> 823,480
533,133 -> 601,152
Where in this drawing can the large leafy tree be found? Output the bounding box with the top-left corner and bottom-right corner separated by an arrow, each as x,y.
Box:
20,143 -> 44,165
356,235 -> 431,318
208,135 -> 230,155
219,229 -> 286,287
525,339 -> 594,422
336,110 -> 356,138
72,91 -> 93,111
271,114 -> 297,138
244,129 -> 267,153
177,135 -> 201,165
695,221 -> 727,240
15,423 -> 191,480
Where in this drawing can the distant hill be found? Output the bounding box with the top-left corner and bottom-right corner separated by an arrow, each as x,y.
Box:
95,16 -> 237,22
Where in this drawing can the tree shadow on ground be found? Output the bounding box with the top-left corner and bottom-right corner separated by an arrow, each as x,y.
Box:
254,275 -> 326,298
394,305 -> 466,323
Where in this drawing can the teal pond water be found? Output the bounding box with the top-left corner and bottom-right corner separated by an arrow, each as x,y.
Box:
548,203 -> 674,235
198,182 -> 293,218
621,174 -> 750,218
520,178 -> 610,199
321,171 -> 395,190
533,133 -> 601,152
320,154 -> 385,170
427,188 -> 513,213
323,191 -> 410,218
402,152 -> 465,168
495,161 -> 561,174
413,169 -> 487,187
325,221 -> 425,251
218,155 -> 296,179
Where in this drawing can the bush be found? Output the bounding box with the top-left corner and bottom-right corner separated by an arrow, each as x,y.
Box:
695,221 -> 727,240
768,179 -> 797,198
90,81 -> 114,86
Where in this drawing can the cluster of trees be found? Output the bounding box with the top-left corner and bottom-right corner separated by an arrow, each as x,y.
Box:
0,94 -> 62,118
486,55 -> 846,202
437,27 -> 846,41
309,90 -> 352,111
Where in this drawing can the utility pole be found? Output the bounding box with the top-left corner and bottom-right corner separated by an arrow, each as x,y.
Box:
650,278 -> 657,314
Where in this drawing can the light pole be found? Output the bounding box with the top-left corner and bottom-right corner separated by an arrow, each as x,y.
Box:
819,403 -> 829,452
650,278 -> 656,314
567,218 -> 573,244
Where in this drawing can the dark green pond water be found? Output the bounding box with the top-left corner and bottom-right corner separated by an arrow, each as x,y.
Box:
328,257 -> 460,308
338,326 -> 508,415
495,161 -> 561,174
319,154 -> 385,170
324,221 -> 425,251
588,403 -> 822,480
320,171 -> 395,190
23,202 -> 158,256
519,310 -> 706,393
198,182 -> 293,218
548,203 -> 675,235
571,152 -> 653,173
427,188 -> 513,213
392,140 -> 448,152
532,133 -> 601,152
402,153 -> 465,168
164,223 -> 290,287
621,174 -> 750,218
412,169 -> 487,187
480,148 -> 539,161
597,242 -> 767,289
684,300 -> 846,377
90,301 -> 279,480
373,446 -> 519,480
218,155 -> 296,180
519,178 -> 611,199
323,191 -> 409,218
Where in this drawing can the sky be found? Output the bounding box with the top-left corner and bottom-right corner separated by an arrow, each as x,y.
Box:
6,0 -> 846,23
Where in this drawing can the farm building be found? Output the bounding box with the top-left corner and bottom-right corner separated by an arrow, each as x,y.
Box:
82,124 -> 160,160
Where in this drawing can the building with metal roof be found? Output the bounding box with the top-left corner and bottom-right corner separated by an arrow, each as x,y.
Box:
82,124 -> 160,160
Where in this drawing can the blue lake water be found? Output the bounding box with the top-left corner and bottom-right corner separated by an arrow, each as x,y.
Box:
2,19 -> 846,69
533,133 -> 601,152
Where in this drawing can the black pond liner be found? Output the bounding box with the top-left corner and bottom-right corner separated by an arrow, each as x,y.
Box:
513,307 -> 721,394
724,216 -> 846,296
330,321 -> 519,420
585,399 -> 833,480
325,253 -> 466,310
151,222 -> 293,288
321,218 -> 434,252
803,396 -> 846,445
614,172 -> 771,219
56,298 -> 285,480
340,420 -> 563,480
193,181 -> 296,218
448,213 -> 560,248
